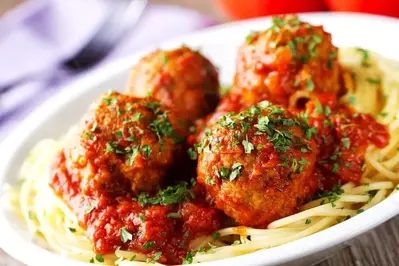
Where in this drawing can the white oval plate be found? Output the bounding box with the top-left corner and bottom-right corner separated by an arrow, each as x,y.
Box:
1,12 -> 399,266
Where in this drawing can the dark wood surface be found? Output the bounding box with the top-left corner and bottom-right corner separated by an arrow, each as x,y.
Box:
0,0 -> 398,265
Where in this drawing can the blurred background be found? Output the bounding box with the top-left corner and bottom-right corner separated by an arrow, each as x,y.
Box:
1,0 -> 399,139
1,0 -> 399,265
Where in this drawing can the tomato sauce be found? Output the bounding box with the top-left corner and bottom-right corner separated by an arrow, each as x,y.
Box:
50,151 -> 223,264
302,93 -> 389,187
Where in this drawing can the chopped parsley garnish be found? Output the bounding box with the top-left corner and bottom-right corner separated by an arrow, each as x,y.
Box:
141,144 -> 152,158
139,213 -> 145,221
271,16 -> 287,31
315,101 -> 323,114
151,251 -> 162,262
187,148 -> 197,160
240,121 -> 250,133
356,48 -> 370,67
211,232 -> 221,240
105,141 -> 125,154
219,114 -> 236,128
95,254 -> 104,263
306,77 -> 314,91
314,181 -> 344,207
229,163 -> 243,181
137,182 -> 194,206
105,142 -> 114,153
298,158 -> 310,172
167,212 -> 182,219
125,103 -> 133,111
367,78 -> 381,85
115,130 -> 123,138
219,167 -> 230,178
291,158 -> 299,173
300,147 -> 309,153
332,162 -> 340,173
305,219 -> 311,224
120,227 -> 133,243
341,138 -> 351,149
86,132 -> 93,140
84,200 -> 98,215
242,139 -> 255,153
305,127 -> 318,139
135,126 -> 144,135
256,144 -> 264,150
313,101 -> 332,117
357,209 -> 364,214
132,112 -> 143,122
68,227 -> 76,233
117,109 -> 125,116
254,116 -> 270,131
218,163 -> 243,181
103,97 -> 118,106
143,241 -> 156,249
127,146 -> 139,165
288,41 -> 296,56
256,121 -> 294,152
308,35 -> 322,57
328,52 -> 337,68
146,102 -> 182,144
205,176 -> 215,185
324,106 -> 331,116
378,112 -> 388,118
183,252 -> 194,264
130,255 -> 136,261
127,136 -> 136,142
245,31 -> 258,44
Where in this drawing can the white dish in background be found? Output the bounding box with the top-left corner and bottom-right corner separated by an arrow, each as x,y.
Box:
1,12 -> 399,266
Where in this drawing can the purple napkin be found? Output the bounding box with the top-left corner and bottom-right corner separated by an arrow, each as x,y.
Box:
0,0 -> 217,139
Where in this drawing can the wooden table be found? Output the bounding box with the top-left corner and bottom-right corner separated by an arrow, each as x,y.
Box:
1,0 -> 398,265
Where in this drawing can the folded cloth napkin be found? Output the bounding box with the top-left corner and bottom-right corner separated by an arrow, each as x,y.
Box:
0,0 -> 217,139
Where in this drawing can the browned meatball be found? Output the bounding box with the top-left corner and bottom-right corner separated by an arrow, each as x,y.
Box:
65,91 -> 183,196
126,46 -> 220,133
197,101 -> 318,227
233,15 -> 341,107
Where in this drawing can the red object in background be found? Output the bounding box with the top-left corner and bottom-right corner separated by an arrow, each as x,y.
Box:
325,0 -> 399,17
215,0 -> 326,20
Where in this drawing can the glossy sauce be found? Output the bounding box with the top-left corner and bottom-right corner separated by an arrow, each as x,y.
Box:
51,152 -> 223,264
302,93 -> 389,187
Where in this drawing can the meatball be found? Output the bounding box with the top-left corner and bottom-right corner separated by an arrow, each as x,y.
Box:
197,101 -> 318,227
65,91 -> 184,196
126,46 -> 220,133
190,92 -> 246,145
232,15 -> 341,107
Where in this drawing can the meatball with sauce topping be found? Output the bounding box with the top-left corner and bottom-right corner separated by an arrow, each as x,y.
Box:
197,101 -> 319,227
189,92 -> 247,145
232,15 -> 341,107
126,46 -> 220,134
65,91 -> 184,196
